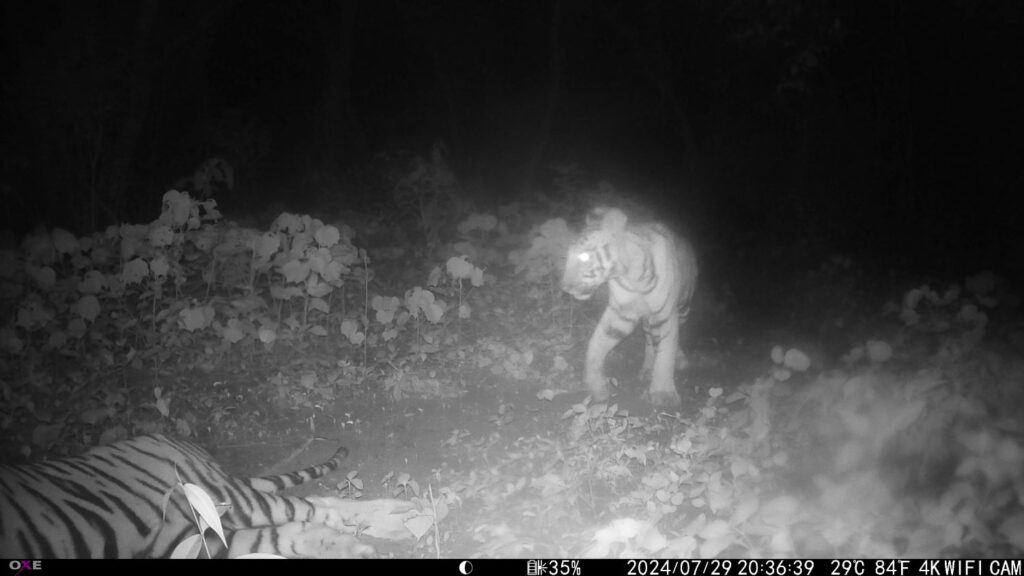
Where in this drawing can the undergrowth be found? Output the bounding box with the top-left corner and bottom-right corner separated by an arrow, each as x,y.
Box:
2,166 -> 1022,557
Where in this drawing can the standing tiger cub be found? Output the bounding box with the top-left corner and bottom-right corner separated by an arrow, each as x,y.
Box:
562,207 -> 698,407
0,434 -> 376,558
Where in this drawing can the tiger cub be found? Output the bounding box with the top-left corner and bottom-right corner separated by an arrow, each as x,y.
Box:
562,207 -> 698,407
0,434 -> 375,558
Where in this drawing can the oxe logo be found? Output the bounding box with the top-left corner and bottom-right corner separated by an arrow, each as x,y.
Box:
8,561 -> 42,576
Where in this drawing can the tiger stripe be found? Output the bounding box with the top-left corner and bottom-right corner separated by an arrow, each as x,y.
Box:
0,434 -> 374,558
562,207 -> 698,407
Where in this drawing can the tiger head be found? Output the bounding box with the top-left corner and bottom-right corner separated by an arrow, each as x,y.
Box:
561,207 -> 628,300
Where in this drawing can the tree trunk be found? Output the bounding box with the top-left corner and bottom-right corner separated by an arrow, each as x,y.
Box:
524,0 -> 563,193
320,0 -> 363,165
105,0 -> 160,228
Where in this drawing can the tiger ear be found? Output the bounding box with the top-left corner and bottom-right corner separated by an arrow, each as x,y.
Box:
596,207 -> 628,233
585,207 -> 607,227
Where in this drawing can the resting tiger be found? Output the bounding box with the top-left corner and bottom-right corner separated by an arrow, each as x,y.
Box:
0,434 -> 376,558
562,207 -> 698,407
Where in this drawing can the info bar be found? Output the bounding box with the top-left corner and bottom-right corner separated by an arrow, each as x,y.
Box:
4,559 -> 1022,576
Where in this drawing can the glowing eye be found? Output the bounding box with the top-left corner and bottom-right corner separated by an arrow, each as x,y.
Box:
579,252 -> 591,263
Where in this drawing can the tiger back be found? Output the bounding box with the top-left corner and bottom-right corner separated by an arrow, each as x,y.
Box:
0,434 -> 375,558
562,207 -> 697,407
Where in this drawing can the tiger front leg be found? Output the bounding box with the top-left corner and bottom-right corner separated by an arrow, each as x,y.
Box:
584,307 -> 636,402
643,319 -> 682,407
220,523 -> 376,558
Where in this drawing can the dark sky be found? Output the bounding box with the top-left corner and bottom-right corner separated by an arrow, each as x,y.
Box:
1,0 -> 1021,277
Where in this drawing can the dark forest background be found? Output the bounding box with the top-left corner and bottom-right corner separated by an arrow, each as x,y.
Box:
2,0 -> 1021,280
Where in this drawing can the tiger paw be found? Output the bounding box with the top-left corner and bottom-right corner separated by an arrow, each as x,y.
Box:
287,525 -> 377,559
646,388 -> 682,407
270,524 -> 378,557
585,375 -> 614,402
586,387 -> 613,403
312,496 -> 420,541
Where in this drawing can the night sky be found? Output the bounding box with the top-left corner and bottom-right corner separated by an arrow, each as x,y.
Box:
2,0 -> 1021,280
